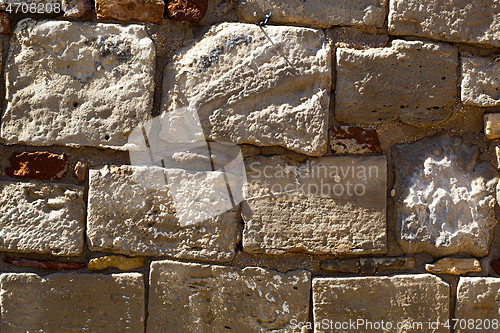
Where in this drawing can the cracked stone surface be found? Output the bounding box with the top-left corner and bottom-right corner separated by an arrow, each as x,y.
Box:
148,259 -> 310,332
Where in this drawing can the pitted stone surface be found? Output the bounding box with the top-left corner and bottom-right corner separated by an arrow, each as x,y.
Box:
389,0 -> 500,47
313,274 -> 450,333
0,181 -> 84,256
167,0 -> 208,22
147,259 -> 310,332
237,0 -> 387,28
393,134 -> 498,257
87,165 -> 239,262
1,19 -> 155,149
456,277 -> 500,332
161,23 -> 331,157
242,155 -> 387,255
96,0 -> 165,24
0,273 -> 145,332
336,40 -> 458,128
462,56 -> 500,107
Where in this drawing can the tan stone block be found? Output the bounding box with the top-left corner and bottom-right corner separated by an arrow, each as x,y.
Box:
485,114 -> 500,140
426,258 -> 481,275
88,255 -> 145,271
462,56 -> 500,107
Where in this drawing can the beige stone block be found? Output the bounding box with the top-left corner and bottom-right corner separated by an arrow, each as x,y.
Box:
426,258 -> 481,275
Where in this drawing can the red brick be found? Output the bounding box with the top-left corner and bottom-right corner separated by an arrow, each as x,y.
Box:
6,152 -> 69,180
330,126 -> 382,155
167,0 -> 207,22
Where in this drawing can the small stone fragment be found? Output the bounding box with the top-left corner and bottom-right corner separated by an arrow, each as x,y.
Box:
336,40 -> 458,128
238,0 -> 387,28
62,0 -> 93,20
3,256 -> 85,271
240,144 -> 261,159
490,257 -> 500,274
6,152 -> 68,181
330,126 -> 382,155
496,147 -> 500,170
394,134 -> 498,257
0,272 -> 145,332
0,12 -> 11,35
88,255 -> 145,271
215,0 -> 232,17
167,0 -> 207,22
96,0 -> 165,24
74,159 -> 87,182
0,182 -> 85,256
485,113 -> 500,140
425,258 -> 481,275
261,146 -> 286,156
320,259 -> 359,273
148,259 -> 310,332
359,257 -> 416,273
313,274 -> 450,333
462,56 -> 500,107
326,26 -> 389,50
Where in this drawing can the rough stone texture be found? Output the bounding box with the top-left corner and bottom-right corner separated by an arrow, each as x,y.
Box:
0,272 -> 145,332
237,0 -> 387,29
313,274 -> 450,333
88,255 -> 145,271
425,258 -> 481,275
456,277 -> 500,332
389,0 -> 500,48
146,20 -> 194,58
336,40 -> 458,128
87,165 -> 240,261
462,56 -> 500,107
393,134 -> 498,257
148,259 -> 310,332
74,159 -> 87,182
0,181 -> 85,256
62,0 -> 93,20
242,155 -> 387,255
320,258 -> 359,273
326,26 -> 389,50
0,12 -> 11,35
161,23 -> 331,157
96,0 -> 165,24
1,19 -> 155,149
321,257 -> 415,273
6,151 -> 68,180
330,126 -> 382,154
167,0 -> 208,22
485,113 -> 500,140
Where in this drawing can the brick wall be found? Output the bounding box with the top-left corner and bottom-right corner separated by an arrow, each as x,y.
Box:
0,0 -> 499,332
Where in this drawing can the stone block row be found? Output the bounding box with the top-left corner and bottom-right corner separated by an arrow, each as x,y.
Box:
1,263 -> 497,333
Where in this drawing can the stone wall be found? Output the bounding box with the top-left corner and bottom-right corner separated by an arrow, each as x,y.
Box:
0,0 -> 499,332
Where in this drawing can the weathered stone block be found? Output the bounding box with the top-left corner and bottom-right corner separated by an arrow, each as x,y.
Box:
335,40 -> 458,128
456,277 -> 500,332
462,56 -> 500,107
87,165 -> 239,261
161,23 -> 331,157
0,181 -> 84,256
148,259 -> 310,332
330,126 -> 382,154
0,273 -> 145,332
389,0 -> 500,48
425,258 -> 481,275
242,155 -> 387,255
167,0 -> 207,22
96,0 -> 165,24
313,274 -> 450,333
485,113 -> 500,140
1,19 -> 155,149
237,0 -> 387,28
394,134 -> 498,257
6,151 -> 68,180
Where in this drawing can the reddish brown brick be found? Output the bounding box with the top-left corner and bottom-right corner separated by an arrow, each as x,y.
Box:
0,12 -> 11,35
96,0 -> 165,24
6,152 -> 69,181
490,258 -> 500,275
330,126 -> 382,155
167,0 -> 207,22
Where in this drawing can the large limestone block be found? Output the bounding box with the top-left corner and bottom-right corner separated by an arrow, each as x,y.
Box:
147,259 -> 310,332
0,181 -> 85,256
456,277 -> 500,332
237,0 -> 387,29
389,0 -> 500,47
161,23 -> 331,157
242,155 -> 387,255
462,56 -> 500,107
335,40 -> 458,128
87,165 -> 240,262
393,134 -> 498,257
312,274 -> 450,333
0,273 -> 145,332
1,19 -> 155,148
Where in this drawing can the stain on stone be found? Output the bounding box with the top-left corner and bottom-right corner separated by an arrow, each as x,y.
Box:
6,152 -> 69,180
167,0 -> 208,22
330,126 -> 382,154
